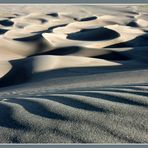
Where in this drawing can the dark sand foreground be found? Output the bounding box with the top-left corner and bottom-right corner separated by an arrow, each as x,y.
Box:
0,5 -> 148,143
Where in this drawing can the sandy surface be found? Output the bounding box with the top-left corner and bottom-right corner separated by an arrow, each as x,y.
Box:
0,5 -> 148,143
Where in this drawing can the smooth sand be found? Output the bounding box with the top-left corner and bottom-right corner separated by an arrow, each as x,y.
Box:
0,5 -> 148,143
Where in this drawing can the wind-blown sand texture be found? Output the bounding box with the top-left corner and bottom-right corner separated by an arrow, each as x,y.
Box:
0,5 -> 148,143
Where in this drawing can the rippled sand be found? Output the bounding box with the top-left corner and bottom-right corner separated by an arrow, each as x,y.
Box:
0,5 -> 148,143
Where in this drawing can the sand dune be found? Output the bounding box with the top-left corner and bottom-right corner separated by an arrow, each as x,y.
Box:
0,61 -> 12,78
0,5 -> 148,143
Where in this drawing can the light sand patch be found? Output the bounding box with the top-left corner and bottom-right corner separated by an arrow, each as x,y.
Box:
0,61 -> 11,78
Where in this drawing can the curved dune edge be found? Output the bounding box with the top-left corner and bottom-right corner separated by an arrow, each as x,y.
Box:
42,24 -> 145,49
0,55 -> 121,83
0,61 -> 12,78
29,55 -> 121,73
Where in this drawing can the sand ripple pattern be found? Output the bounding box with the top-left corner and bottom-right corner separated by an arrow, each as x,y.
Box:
0,84 -> 148,143
0,5 -> 148,143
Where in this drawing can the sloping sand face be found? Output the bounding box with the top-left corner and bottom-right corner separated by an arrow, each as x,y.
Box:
0,5 -> 148,143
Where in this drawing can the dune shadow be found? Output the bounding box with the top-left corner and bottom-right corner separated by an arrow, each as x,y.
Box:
47,24 -> 67,33
6,16 -> 15,19
106,33 -> 148,48
38,18 -> 48,24
67,27 -> 120,41
79,16 -> 97,22
105,34 -> 148,62
0,57 -> 147,88
0,59 -> 33,87
29,46 -> 130,61
46,12 -> 59,17
31,24 -> 67,34
0,19 -> 14,26
0,28 -> 8,35
29,46 -> 81,56
13,34 -> 42,42
27,64 -> 147,83
93,50 -> 130,61
127,21 -> 139,27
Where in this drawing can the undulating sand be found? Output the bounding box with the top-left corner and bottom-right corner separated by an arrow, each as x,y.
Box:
0,5 -> 148,143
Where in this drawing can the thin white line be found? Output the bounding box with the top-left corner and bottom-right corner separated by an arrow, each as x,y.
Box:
0,3 -> 147,5
0,143 -> 148,145
0,144 -> 148,145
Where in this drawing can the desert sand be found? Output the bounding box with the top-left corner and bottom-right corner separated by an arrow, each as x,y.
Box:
0,4 -> 148,143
